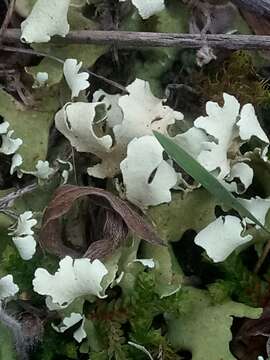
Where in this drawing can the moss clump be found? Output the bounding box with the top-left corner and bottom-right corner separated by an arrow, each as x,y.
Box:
193,51 -> 270,106
87,271 -> 181,359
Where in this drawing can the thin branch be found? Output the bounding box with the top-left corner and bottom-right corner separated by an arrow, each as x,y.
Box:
0,45 -> 64,63
0,183 -> 37,211
0,45 -> 128,92
71,146 -> 78,185
4,29 -> 270,50
0,0 -> 16,42
87,69 -> 128,94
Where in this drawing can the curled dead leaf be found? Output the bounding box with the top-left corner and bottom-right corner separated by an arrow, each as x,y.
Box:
39,185 -> 163,260
231,305 -> 270,360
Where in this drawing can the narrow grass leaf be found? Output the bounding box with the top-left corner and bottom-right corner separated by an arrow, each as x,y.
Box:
154,131 -> 269,233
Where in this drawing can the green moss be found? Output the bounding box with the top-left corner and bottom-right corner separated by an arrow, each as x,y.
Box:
31,326 -> 78,360
193,51 -> 270,106
1,245 -> 58,295
86,271 -> 182,359
0,323 -> 17,360
217,253 -> 268,307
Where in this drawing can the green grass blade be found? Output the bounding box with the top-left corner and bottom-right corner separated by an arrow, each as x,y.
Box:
154,131 -> 269,233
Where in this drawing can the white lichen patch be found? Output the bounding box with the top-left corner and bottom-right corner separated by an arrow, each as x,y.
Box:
192,93 -> 268,185
10,154 -> 23,175
55,102 -> 112,154
120,0 -> 165,19
33,256 -> 109,307
56,78 -> 182,181
222,162 -> 254,194
120,136 -> 177,208
63,59 -> 90,98
237,103 -> 269,143
239,196 -> 270,227
0,121 -> 9,134
52,313 -> 87,343
114,79 -> 183,146
8,211 -> 37,260
93,90 -> 123,128
23,160 -> 55,180
0,131 -> 23,155
0,275 -> 19,301
33,72 -> 49,88
194,215 -> 252,262
21,0 -> 71,43
194,93 -> 241,179
133,259 -> 155,268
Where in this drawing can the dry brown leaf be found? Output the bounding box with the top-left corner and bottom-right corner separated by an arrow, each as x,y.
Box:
231,306 -> 270,359
240,10 -> 270,60
242,10 -> 270,35
39,185 -> 163,260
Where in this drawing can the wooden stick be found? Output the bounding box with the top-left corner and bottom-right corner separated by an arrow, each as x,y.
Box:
3,29 -> 270,50
0,183 -> 37,211
0,0 -> 16,42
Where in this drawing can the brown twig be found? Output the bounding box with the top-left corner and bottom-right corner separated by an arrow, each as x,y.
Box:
0,44 -> 64,63
0,0 -> 16,43
4,29 -> 270,50
0,45 -> 128,93
0,183 -> 37,211
87,69 -> 128,93
12,71 -> 35,106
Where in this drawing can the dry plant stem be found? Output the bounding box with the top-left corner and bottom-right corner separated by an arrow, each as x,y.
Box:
0,183 -> 37,211
12,71 -> 35,106
0,0 -> 16,42
1,209 -> 18,220
0,45 -> 64,63
0,46 -> 128,92
254,239 -> 270,274
4,29 -> 270,50
87,69 -> 128,93
71,146 -> 78,185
